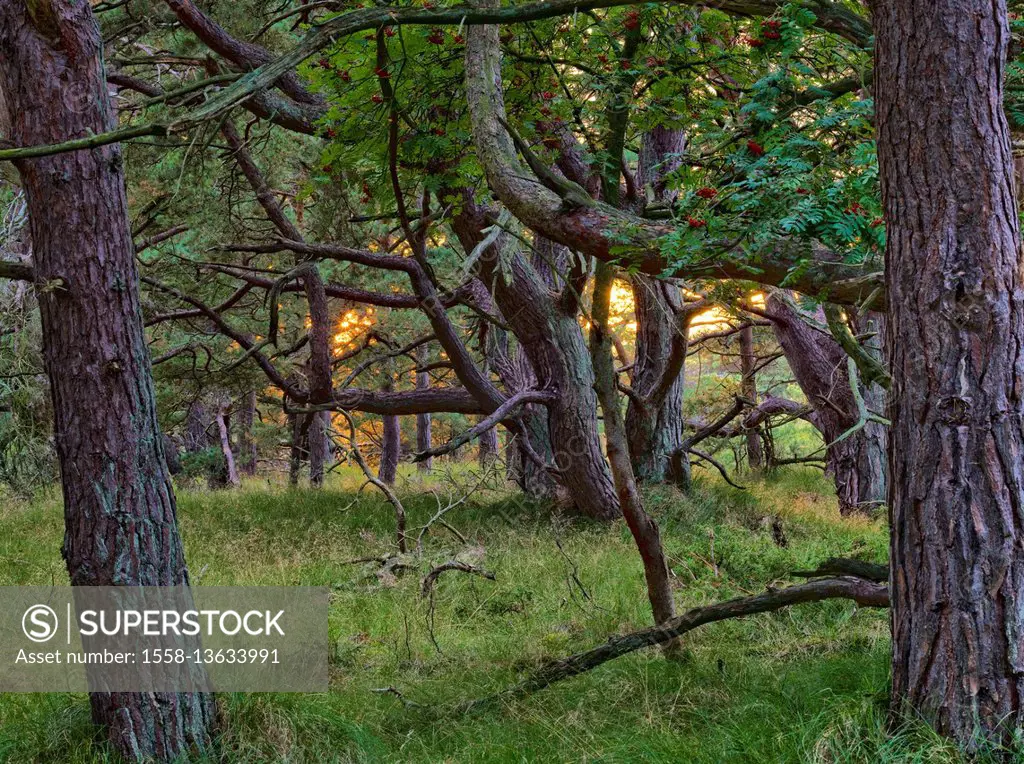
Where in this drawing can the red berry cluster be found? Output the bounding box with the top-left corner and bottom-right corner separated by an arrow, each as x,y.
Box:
696,187 -> 718,200
744,36 -> 764,48
687,217 -> 707,228
761,19 -> 782,40
623,9 -> 640,30
371,93 -> 384,104
846,202 -> 867,216
427,28 -> 444,45
747,140 -> 765,157
384,26 -> 396,37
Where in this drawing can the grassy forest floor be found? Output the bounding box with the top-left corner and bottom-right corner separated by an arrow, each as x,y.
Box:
0,468 -> 969,763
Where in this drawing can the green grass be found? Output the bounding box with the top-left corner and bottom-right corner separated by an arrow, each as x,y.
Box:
0,467 -> 969,762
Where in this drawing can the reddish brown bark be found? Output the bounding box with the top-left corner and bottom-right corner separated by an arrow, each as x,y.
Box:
0,1 -> 215,758
875,0 -> 1024,747
766,294 -> 885,515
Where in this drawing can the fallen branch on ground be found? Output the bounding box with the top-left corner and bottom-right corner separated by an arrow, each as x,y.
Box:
792,557 -> 888,583
460,576 -> 887,710
421,561 -> 496,598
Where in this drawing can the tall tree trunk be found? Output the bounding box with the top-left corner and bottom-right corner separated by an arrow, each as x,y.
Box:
450,205 -> 618,519
875,0 -> 1024,746
739,324 -> 764,471
625,277 -> 688,483
0,2 -> 216,759
237,390 -> 258,476
767,293 -> 885,515
415,346 -> 433,473
492,243 -> 619,519
625,127 -> 688,483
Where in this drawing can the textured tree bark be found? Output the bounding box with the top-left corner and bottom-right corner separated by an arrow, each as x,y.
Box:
0,1 -> 216,758
449,201 -> 618,519
308,410 -> 332,487
490,329 -> 558,500
625,276 -> 688,483
415,346 -> 433,473
766,294 -> 885,515
625,128 -> 688,482
739,324 -> 764,471
874,0 -> 1024,747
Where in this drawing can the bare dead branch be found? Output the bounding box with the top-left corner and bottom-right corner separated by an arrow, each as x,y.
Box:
462,576 -> 887,709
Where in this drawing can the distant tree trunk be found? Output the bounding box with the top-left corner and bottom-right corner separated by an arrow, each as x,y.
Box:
625,277 -> 688,483
478,420 -> 498,467
0,2 -> 216,759
163,433 -> 182,475
766,293 -> 885,515
415,346 -> 432,473
378,377 -> 400,485
739,324 -> 763,471
288,411 -> 304,487
473,280 -> 557,499
215,408 -> 240,488
378,414 -> 400,485
875,0 -> 1024,747
184,400 -> 212,455
237,390 -> 258,476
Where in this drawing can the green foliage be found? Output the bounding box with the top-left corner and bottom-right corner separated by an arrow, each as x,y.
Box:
179,446 -> 227,482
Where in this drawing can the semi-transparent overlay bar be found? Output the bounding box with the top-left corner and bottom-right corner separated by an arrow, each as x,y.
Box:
0,586 -> 328,692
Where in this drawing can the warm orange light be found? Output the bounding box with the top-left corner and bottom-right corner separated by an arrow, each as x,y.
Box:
333,307 -> 376,349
